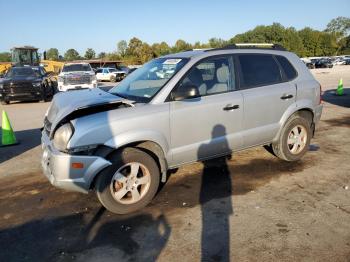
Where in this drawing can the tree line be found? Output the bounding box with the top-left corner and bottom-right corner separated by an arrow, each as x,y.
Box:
0,17 -> 349,64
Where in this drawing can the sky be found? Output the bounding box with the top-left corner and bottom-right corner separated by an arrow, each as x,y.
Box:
0,0 -> 349,55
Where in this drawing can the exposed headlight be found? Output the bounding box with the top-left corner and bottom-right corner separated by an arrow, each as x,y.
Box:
32,82 -> 41,87
53,123 -> 74,151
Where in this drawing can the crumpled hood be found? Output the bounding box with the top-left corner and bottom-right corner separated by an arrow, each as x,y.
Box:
46,88 -> 132,133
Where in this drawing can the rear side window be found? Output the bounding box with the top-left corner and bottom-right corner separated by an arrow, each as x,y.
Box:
276,56 -> 297,81
238,54 -> 282,88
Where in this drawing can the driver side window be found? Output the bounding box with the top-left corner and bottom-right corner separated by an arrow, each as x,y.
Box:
175,56 -> 234,99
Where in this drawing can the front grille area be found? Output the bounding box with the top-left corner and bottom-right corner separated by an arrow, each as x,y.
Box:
64,75 -> 91,85
3,82 -> 35,93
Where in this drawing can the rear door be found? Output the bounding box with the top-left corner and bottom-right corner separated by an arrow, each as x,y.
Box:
169,55 -> 244,166
236,53 -> 297,147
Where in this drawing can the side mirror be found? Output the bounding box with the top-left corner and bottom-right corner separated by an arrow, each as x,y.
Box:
172,85 -> 200,101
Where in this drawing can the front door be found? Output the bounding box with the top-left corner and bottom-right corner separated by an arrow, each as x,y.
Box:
169,55 -> 244,166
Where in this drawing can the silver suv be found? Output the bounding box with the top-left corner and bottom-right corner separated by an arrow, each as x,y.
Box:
41,44 -> 323,214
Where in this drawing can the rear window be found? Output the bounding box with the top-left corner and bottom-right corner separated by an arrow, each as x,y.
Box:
238,54 -> 282,88
276,56 -> 297,80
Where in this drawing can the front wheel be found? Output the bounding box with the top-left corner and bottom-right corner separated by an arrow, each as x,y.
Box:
272,115 -> 311,161
95,147 -> 160,214
1,99 -> 9,105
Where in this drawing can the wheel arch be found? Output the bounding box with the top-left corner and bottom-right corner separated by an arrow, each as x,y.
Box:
273,105 -> 315,143
89,139 -> 169,190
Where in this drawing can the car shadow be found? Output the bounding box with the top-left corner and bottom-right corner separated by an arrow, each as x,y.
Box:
322,88 -> 350,108
0,207 -> 171,261
198,124 -> 233,261
0,128 -> 41,165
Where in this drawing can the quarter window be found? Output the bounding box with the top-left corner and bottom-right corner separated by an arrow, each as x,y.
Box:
276,55 -> 297,80
238,54 -> 282,88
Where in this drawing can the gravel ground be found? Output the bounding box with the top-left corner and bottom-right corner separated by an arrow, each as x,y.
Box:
0,67 -> 349,262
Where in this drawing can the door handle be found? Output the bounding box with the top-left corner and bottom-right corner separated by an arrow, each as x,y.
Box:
223,104 -> 240,111
280,94 -> 293,100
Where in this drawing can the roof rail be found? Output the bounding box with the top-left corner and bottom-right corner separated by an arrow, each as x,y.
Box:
205,43 -> 286,52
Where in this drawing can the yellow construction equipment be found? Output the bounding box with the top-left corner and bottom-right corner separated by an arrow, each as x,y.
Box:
0,46 -> 64,76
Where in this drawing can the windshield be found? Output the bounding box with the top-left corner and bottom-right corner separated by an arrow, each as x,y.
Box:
6,67 -> 41,78
62,64 -> 92,72
109,58 -> 188,102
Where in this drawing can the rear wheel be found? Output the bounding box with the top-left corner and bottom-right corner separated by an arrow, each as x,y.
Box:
271,115 -> 311,161
110,75 -> 116,82
95,147 -> 160,214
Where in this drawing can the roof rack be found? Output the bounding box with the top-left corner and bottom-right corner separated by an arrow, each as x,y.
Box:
205,43 -> 286,52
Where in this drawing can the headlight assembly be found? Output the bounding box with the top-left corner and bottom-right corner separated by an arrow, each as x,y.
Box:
53,123 -> 74,151
0,84 -> 3,89
32,82 -> 41,87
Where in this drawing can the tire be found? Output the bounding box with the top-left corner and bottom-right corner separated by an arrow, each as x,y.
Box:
110,75 -> 116,82
95,147 -> 160,214
1,99 -> 9,105
272,114 -> 311,161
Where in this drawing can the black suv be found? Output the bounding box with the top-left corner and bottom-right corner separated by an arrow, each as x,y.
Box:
0,66 -> 55,105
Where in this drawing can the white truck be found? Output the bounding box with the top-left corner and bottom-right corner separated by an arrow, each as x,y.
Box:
57,63 -> 97,91
95,67 -> 126,82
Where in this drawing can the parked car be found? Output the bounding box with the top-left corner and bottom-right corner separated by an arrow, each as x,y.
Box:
95,68 -> 126,82
344,58 -> 350,65
332,57 -> 346,65
315,58 -> 333,68
41,44 -> 323,214
57,63 -> 97,92
302,59 -> 315,69
0,66 -> 55,105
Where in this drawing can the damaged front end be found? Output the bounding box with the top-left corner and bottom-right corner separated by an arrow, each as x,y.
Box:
40,89 -> 135,193
43,88 -> 134,153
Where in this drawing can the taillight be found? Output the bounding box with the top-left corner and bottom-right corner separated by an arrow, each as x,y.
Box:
319,84 -> 323,104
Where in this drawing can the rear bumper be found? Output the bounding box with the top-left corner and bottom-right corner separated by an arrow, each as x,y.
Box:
41,131 -> 112,193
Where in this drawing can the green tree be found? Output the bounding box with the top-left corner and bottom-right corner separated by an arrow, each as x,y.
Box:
46,48 -> 59,60
326,17 -> 350,36
84,48 -> 95,59
106,52 -> 121,61
152,41 -> 171,56
208,38 -> 227,48
230,23 -> 304,56
97,52 -> 106,59
173,39 -> 192,52
127,37 -> 143,57
0,52 -> 11,62
117,40 -> 128,57
64,49 -> 80,61
139,43 -> 154,63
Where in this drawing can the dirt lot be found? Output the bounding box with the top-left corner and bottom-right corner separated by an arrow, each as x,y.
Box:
0,69 -> 349,262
